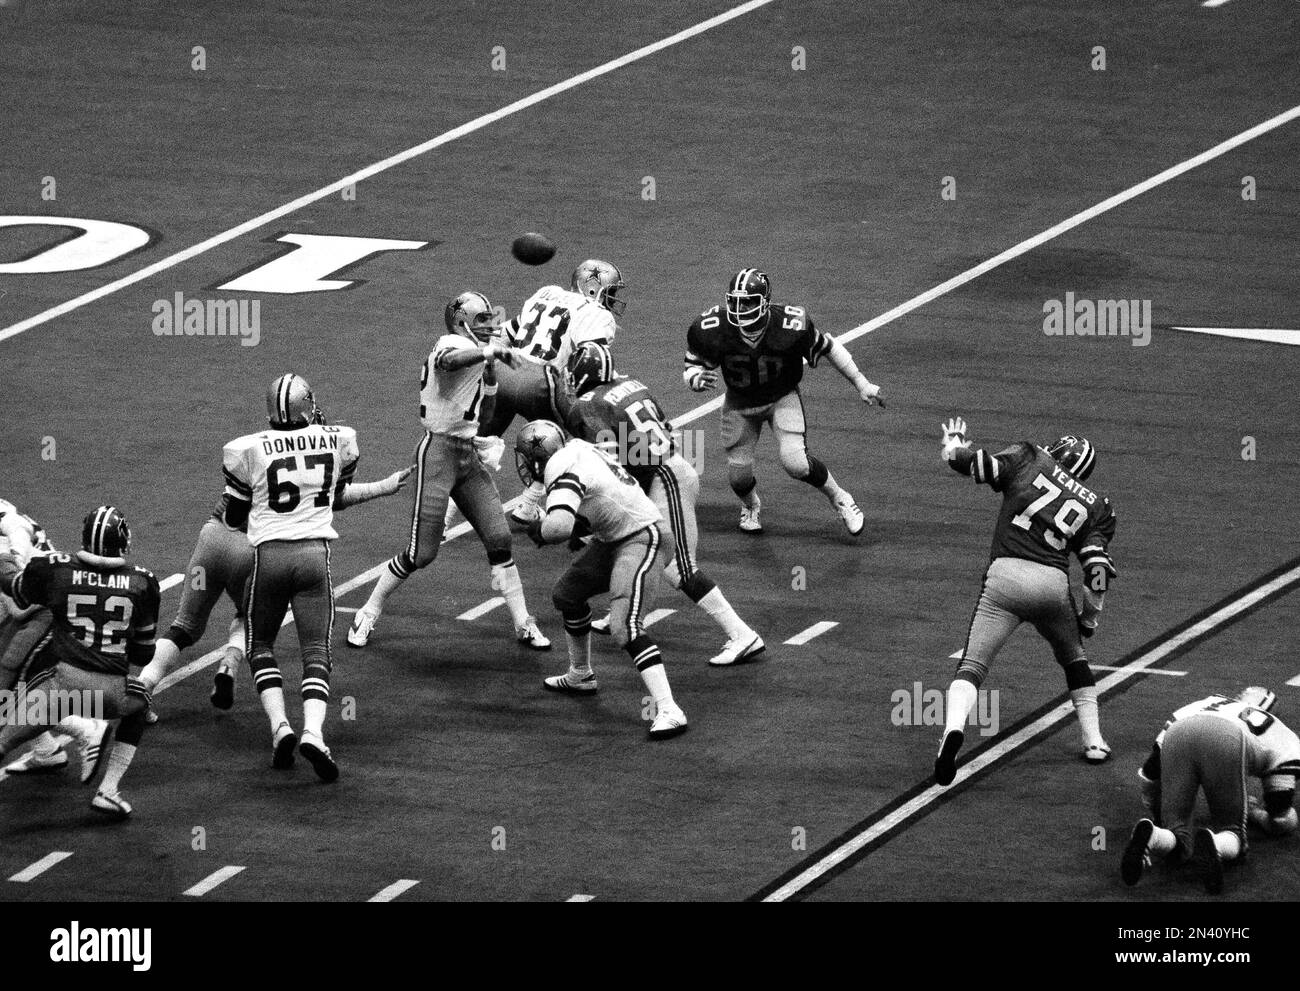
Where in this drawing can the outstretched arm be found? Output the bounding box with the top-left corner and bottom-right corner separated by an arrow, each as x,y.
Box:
822,335 -> 884,407
336,466 -> 415,509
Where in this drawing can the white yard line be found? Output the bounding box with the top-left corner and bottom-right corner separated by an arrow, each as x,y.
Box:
369,879 -> 420,902
761,562 -> 1300,901
159,573 -> 184,591
567,893 -> 596,902
457,597 -> 506,621
182,865 -> 246,897
8,851 -> 73,882
784,621 -> 839,646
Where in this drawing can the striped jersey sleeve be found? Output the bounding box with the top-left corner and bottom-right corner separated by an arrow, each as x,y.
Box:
802,319 -> 834,368
949,443 -> 1028,493
543,448 -> 586,519
221,439 -> 254,504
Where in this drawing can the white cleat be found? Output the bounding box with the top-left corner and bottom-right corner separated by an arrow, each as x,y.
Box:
347,606 -> 379,647
543,670 -> 599,694
4,748 -> 69,775
708,631 -> 766,667
79,721 -> 112,785
516,616 -> 552,651
738,496 -> 763,534
833,492 -> 865,536
590,614 -> 612,635
1083,742 -> 1111,764
91,790 -> 132,819
649,703 -> 688,739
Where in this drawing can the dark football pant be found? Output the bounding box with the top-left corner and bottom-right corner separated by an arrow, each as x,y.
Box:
388,431 -> 514,578
245,538 -> 333,705
0,656 -> 146,756
168,517 -> 252,648
477,360 -> 561,437
1161,714 -> 1251,858
553,524 -> 669,647
956,556 -> 1087,687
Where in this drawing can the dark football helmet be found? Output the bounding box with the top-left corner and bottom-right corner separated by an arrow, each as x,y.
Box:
1045,435 -> 1096,480
571,260 -> 626,317
726,268 -> 771,329
515,420 -> 567,486
82,505 -> 131,558
566,341 -> 615,396
445,291 -> 500,343
266,372 -> 321,429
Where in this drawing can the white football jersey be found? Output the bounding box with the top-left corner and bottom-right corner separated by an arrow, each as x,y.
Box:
0,499 -> 54,618
420,333 -> 490,438
543,439 -> 660,543
1158,695 -> 1300,788
507,285 -> 616,369
223,424 -> 359,546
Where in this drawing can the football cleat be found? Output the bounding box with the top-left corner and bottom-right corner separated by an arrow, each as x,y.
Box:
78,721 -> 112,785
514,423 -> 567,487
571,259 -> 627,317
91,790 -> 132,819
934,729 -> 964,786
648,703 -> 688,739
81,505 -> 131,558
346,606 -> 379,648
1082,742 -> 1111,763
272,722 -> 297,770
1045,435 -> 1097,481
833,492 -> 865,536
1121,818 -> 1155,887
4,747 -> 69,775
708,632 -> 766,667
211,668 -> 235,710
543,670 -> 599,694
299,733 -> 339,783
516,616 -> 552,651
266,372 -> 321,430
725,268 -> 771,331
590,614 -> 612,635
1192,827 -> 1225,895
738,495 -> 763,533
445,290 -> 501,343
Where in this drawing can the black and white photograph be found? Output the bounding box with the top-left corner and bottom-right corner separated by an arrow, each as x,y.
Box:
0,0 -> 1295,968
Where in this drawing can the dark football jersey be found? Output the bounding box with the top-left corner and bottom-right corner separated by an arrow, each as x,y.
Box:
686,302 -> 833,407
557,377 -> 674,486
209,492 -> 249,532
8,552 -> 160,675
955,442 -> 1117,574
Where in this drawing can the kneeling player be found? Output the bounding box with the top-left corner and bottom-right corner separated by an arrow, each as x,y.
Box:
0,507 -> 160,817
1121,687 -> 1300,895
934,418 -> 1117,786
515,420 -> 687,738
559,343 -> 763,665
683,269 -> 885,535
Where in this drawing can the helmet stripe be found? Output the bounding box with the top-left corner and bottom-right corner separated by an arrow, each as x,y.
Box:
92,506 -> 108,555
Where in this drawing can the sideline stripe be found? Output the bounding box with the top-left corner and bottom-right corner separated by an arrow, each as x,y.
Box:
8,851 -> 73,882
183,865 -> 245,897
750,556 -> 1300,901
0,0 -> 779,345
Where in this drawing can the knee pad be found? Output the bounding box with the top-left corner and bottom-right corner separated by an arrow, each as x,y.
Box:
1062,659 -> 1095,690
166,625 -> 197,650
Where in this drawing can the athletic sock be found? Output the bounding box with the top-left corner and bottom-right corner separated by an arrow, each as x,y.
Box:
490,562 -> 530,628
639,662 -> 676,709
1212,830 -> 1242,861
944,679 -> 977,735
218,643 -> 243,678
98,742 -> 136,794
697,587 -> 750,640
302,698 -> 327,739
137,638 -> 181,690
259,686 -> 288,733
364,569 -> 404,614
1069,686 -> 1105,748
1149,825 -> 1178,856
565,631 -> 592,675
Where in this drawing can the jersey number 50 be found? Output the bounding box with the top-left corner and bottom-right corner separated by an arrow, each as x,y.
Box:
1011,474 -> 1086,550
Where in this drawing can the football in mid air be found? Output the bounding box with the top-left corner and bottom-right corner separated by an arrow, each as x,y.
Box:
511,232 -> 557,266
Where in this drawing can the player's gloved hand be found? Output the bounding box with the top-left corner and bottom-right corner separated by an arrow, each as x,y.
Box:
940,417 -> 970,462
686,368 -> 719,392
473,435 -> 506,472
858,380 -> 886,408
382,466 -> 415,495
483,341 -> 517,368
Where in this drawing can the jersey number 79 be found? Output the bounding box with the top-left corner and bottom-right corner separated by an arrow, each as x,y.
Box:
1011,474 -> 1087,550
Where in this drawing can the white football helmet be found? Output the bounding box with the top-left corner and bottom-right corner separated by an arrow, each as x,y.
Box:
571,259 -> 626,317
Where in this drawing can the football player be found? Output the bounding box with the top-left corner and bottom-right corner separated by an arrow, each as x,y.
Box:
1121,687 -> 1300,894
0,498 -> 110,775
224,373 -> 386,781
488,259 -> 623,525
515,420 -> 687,738
557,342 -> 763,665
348,293 -> 550,652
934,418 -> 1117,786
0,506 -> 160,818
135,425 -> 409,711
683,269 -> 884,535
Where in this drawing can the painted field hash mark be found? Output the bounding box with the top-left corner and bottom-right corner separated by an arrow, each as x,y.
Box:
369,879 -> 420,902
8,851 -> 73,882
183,865 -> 245,897
785,621 -> 838,646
